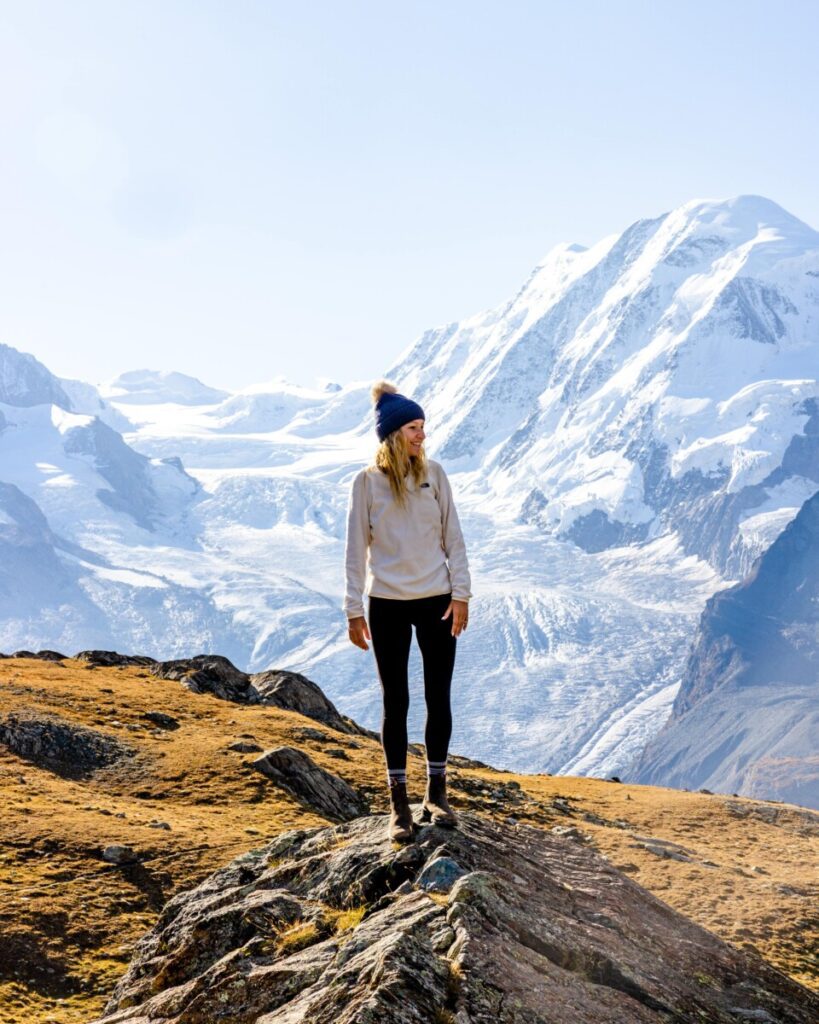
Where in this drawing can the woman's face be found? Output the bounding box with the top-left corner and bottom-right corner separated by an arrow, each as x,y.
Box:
400,418 -> 425,456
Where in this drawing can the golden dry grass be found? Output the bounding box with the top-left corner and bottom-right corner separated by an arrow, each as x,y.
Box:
0,656 -> 816,1024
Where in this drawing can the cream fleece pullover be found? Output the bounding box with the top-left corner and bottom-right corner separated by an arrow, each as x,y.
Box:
343,458 -> 472,619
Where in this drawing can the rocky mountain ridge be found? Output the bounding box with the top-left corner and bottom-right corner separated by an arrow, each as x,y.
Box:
0,653 -> 817,1023
91,811 -> 818,1024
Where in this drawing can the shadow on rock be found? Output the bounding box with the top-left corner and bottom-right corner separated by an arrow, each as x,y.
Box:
91,811 -> 819,1024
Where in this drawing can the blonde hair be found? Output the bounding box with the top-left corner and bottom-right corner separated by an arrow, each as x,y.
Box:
371,379 -> 427,507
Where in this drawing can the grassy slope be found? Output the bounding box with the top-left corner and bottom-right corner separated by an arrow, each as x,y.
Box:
0,656 -> 816,1024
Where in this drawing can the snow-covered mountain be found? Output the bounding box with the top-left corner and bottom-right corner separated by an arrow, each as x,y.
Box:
0,347 -> 235,658
633,488 -> 819,808
1,195 -> 817,799
383,195 -> 819,579
101,369 -> 229,406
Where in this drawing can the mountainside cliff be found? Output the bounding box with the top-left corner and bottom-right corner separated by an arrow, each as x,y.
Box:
633,489 -> 819,807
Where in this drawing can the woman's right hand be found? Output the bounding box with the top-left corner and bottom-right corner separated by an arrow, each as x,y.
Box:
347,616 -> 371,651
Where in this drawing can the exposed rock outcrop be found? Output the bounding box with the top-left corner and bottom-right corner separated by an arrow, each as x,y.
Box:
152,655 -> 255,702
10,649 -> 68,661
76,651 -> 158,668
92,811 -> 817,1024
0,713 -> 134,779
0,342 -> 73,409
5,649 -> 375,739
252,746 -> 369,822
149,655 -> 376,738
250,669 -> 363,735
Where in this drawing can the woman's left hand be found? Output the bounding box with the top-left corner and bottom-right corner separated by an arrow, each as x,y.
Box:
442,599 -> 469,637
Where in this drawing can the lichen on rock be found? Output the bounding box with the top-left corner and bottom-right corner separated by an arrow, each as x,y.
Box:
91,811 -> 819,1024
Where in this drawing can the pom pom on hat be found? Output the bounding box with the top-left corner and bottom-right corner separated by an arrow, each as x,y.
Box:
371,379 -> 398,404
371,379 -> 425,442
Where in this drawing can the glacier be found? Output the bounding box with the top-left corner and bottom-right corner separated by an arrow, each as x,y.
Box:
1,194 -> 817,788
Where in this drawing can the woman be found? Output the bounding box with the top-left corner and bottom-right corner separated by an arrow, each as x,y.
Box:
344,380 -> 471,842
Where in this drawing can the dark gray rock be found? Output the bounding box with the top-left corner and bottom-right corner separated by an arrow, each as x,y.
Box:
61,416 -> 199,531
627,396 -> 819,579
550,825 -> 590,844
10,649 -> 68,662
565,509 -> 650,553
148,657 -> 378,739
0,713 -> 134,779
251,746 -> 368,822
91,811 -> 818,1024
0,483 -> 93,618
251,669 -> 375,738
102,845 -> 140,865
76,651 -> 157,668
714,276 -> 797,345
291,726 -> 330,742
141,711 -> 180,731
151,655 -> 254,702
630,837 -> 695,863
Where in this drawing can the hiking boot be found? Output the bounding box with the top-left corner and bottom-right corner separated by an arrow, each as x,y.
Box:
388,781 -> 416,843
420,771 -> 457,827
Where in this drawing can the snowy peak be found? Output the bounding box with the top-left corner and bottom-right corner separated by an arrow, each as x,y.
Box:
377,194 -> 819,576
0,343 -> 73,410
674,194 -> 819,243
103,369 -> 229,406
0,344 -> 128,431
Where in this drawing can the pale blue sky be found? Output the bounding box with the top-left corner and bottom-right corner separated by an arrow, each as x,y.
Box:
1,0 -> 817,391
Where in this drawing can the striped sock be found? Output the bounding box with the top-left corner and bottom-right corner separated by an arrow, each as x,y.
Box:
387,767 -> 407,787
426,759 -> 447,777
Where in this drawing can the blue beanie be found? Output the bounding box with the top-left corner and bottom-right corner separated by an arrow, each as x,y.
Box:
374,389 -> 425,442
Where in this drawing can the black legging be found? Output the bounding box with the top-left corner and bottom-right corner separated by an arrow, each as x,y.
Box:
367,592 -> 457,769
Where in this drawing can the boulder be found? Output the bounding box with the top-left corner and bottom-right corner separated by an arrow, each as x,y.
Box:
148,656 -> 378,739
90,811 -> 818,1024
141,711 -> 180,731
10,649 -> 68,661
151,655 -> 254,702
251,746 -> 368,822
75,651 -> 157,667
0,713 -> 134,779
251,670 -> 373,737
102,845 -> 139,865
291,726 -> 330,741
